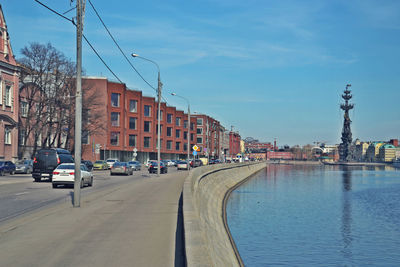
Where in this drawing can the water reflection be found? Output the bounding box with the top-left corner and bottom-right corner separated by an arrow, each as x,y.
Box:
341,167 -> 353,263
227,164 -> 400,266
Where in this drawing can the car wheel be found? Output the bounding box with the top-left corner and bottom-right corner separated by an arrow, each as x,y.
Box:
0,170 -> 4,176
34,177 -> 40,182
88,177 -> 93,187
52,183 -> 57,189
80,179 -> 84,188
10,170 -> 15,175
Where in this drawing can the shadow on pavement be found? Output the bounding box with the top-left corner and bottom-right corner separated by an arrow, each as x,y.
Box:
174,192 -> 186,267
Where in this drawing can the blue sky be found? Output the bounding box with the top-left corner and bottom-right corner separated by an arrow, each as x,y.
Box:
2,0 -> 400,146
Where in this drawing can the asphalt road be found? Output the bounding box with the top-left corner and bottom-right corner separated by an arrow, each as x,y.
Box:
0,167 -> 187,267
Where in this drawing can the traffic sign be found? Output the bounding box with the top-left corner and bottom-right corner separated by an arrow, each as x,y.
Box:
193,151 -> 197,156
192,145 -> 199,151
133,147 -> 138,153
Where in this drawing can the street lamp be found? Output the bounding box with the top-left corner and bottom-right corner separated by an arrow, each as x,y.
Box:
171,92 -> 191,170
131,53 -> 162,176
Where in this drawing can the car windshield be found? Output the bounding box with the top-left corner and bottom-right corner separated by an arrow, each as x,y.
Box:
0,162 -> 5,166
107,159 -> 117,163
95,161 -> 104,164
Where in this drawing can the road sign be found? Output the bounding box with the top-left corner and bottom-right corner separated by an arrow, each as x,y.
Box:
193,151 -> 197,156
133,152 -> 137,157
192,145 -> 199,151
133,148 -> 138,153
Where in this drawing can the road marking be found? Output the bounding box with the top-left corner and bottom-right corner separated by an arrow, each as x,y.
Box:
15,192 -> 29,196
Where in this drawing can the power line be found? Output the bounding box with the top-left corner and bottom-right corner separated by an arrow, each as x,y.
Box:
86,0 -> 170,103
33,0 -> 124,84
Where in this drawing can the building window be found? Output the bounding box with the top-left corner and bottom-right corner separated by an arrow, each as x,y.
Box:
157,110 -> 163,121
129,135 -> 136,147
129,117 -> 137,130
82,130 -> 89,145
144,105 -> 151,117
144,137 -> 151,148
184,120 -> 188,129
197,137 -> 203,144
191,133 -> 194,141
176,142 -> 181,151
167,127 -> 172,137
184,131 -> 188,140
111,93 -> 120,107
167,113 -> 173,123
20,101 -> 28,117
110,132 -> 120,146
190,123 -> 194,131
167,140 -> 172,150
176,129 -> 181,138
5,85 -> 12,107
197,128 -> 203,134
111,112 -> 120,127
19,130 -> 26,145
197,118 -> 203,126
129,100 -> 137,112
184,143 -> 188,151
5,127 -> 11,145
144,121 -> 151,132
176,117 -> 181,126
156,124 -> 163,135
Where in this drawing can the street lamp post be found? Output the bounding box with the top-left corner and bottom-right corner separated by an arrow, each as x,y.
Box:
131,53 -> 162,176
171,93 -> 191,170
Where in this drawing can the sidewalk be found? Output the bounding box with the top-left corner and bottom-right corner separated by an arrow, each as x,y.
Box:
0,171 -> 187,267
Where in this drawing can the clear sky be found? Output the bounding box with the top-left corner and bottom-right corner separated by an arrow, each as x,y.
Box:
2,0 -> 400,146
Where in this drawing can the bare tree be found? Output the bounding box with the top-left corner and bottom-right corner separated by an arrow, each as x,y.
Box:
18,43 -> 106,159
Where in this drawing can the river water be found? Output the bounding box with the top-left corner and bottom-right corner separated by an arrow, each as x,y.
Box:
227,164 -> 400,266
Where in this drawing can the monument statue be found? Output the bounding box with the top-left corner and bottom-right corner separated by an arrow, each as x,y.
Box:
339,84 -> 354,161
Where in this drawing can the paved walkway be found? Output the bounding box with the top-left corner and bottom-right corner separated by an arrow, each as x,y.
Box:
0,171 -> 187,267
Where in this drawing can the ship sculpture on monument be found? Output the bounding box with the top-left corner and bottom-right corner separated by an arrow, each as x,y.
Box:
339,84 -> 354,162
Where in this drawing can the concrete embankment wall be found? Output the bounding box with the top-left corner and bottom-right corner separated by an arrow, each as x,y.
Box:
183,162 -> 266,267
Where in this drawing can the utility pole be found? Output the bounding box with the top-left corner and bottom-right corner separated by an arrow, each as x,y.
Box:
74,0 -> 84,207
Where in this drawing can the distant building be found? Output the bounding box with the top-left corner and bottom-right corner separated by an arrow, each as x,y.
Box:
378,144 -> 396,162
228,131 -> 241,159
0,5 -> 20,161
354,141 -> 370,162
366,142 -> 384,162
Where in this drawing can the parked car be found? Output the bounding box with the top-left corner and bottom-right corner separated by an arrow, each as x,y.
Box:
164,160 -> 175,167
110,162 -> 133,175
81,160 -> 93,171
190,159 -> 203,168
148,161 -> 168,174
0,161 -> 16,176
52,163 -> 93,188
15,159 -> 33,174
106,158 -> 119,169
128,161 -> 142,171
176,160 -> 189,170
32,148 -> 74,182
93,160 -> 108,170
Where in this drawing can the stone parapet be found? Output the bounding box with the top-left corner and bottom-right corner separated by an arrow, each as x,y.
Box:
183,162 -> 266,266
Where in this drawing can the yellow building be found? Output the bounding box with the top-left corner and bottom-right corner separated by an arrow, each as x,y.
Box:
379,144 -> 396,162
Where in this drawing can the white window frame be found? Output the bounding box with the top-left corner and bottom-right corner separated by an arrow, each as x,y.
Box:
5,127 -> 11,145
5,85 -> 12,107
0,80 -> 2,105
129,100 -> 137,112
21,101 -> 28,117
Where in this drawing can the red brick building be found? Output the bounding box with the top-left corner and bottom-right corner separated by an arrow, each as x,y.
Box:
191,114 -> 221,159
0,5 -> 20,161
228,131 -> 241,158
81,77 -> 199,163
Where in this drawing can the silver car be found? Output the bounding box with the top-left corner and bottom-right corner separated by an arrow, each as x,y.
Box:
110,162 -> 133,175
15,159 -> 33,174
128,161 -> 142,171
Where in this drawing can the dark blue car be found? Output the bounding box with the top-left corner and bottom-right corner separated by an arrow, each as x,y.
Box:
0,161 -> 16,176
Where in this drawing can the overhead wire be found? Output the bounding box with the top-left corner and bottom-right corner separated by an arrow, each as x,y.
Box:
34,0 -> 124,84
86,0 -> 170,104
